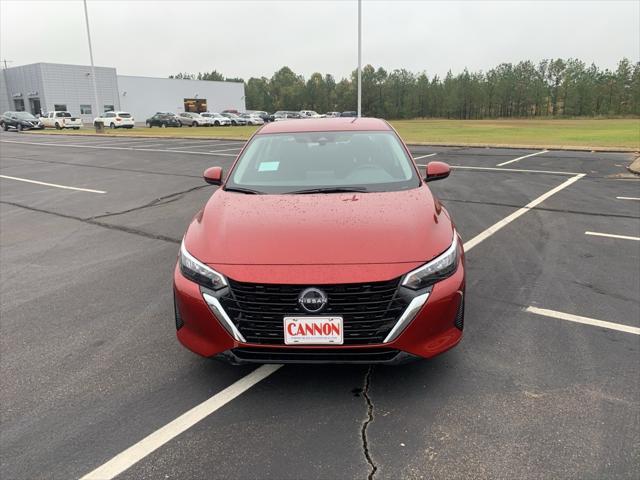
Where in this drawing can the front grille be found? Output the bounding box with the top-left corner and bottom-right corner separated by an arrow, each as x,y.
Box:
219,278 -> 409,345
231,347 -> 401,363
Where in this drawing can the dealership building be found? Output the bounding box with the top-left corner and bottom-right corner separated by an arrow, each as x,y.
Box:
0,62 -> 246,123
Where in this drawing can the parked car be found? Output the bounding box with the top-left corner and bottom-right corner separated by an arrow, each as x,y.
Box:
239,113 -> 265,125
201,112 -> 231,126
173,117 -> 464,364
1,111 -> 44,131
325,111 -> 341,118
246,110 -> 271,122
177,112 -> 209,127
273,111 -> 303,121
42,111 -> 83,129
340,111 -> 357,117
221,113 -> 248,126
94,111 -> 135,129
299,110 -> 323,118
146,113 -> 181,128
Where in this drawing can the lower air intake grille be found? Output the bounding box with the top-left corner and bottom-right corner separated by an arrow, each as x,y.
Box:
231,347 -> 401,363
174,293 -> 184,330
454,296 -> 464,330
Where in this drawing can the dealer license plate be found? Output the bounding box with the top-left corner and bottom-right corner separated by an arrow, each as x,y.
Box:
283,317 -> 344,345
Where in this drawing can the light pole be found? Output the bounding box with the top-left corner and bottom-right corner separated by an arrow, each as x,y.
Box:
83,0 -> 100,116
357,0 -> 362,118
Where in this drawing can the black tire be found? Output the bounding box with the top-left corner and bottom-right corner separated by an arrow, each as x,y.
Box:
147,122 -> 152,128
55,122 -> 61,130
1,122 -> 7,131
191,122 -> 197,127
232,120 -> 237,126
177,122 -> 182,127
74,127 -> 80,130
110,123 -> 116,129
214,120 -> 220,126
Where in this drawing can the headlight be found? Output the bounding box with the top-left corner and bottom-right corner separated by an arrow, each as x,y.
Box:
402,231 -> 459,290
179,241 -> 227,290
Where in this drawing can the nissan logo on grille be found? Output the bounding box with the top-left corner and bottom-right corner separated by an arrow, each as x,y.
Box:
298,287 -> 328,313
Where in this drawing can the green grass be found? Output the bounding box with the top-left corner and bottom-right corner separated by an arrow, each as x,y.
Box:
391,119 -> 639,150
27,118 -> 639,150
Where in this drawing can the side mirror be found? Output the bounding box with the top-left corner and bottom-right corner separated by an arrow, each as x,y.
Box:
203,166 -> 223,185
424,161 -> 451,182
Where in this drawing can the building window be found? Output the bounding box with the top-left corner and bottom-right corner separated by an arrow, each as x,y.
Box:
14,99 -> 25,111
54,104 -> 67,111
104,105 -> 115,112
80,104 -> 92,114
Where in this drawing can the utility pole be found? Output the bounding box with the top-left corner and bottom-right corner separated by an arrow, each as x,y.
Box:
83,0 -> 101,115
357,0 -> 362,118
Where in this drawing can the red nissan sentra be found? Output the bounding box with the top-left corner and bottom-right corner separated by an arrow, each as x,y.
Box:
174,118 -> 465,364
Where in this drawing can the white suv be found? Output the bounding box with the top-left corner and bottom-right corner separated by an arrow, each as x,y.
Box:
42,111 -> 83,129
177,112 -> 209,127
94,111 -> 135,129
200,112 -> 231,126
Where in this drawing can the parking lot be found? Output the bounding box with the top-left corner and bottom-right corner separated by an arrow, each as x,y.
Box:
1,132 -> 638,479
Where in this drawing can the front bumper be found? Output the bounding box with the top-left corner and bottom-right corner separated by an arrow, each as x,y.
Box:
173,258 -> 465,363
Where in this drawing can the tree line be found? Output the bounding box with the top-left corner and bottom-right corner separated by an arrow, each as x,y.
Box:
170,58 -> 640,119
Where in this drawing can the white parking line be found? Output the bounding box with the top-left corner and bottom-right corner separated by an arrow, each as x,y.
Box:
413,153 -> 437,161
0,174 -> 106,193
496,150 -> 548,167
616,196 -> 640,201
526,306 -> 640,335
0,140 -> 238,156
79,364 -> 281,480
166,141 -> 245,149
416,164 -> 581,176
585,231 -> 640,242
208,147 -> 242,153
463,174 -> 585,251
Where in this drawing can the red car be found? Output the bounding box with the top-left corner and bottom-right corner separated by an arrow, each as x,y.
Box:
174,118 -> 465,364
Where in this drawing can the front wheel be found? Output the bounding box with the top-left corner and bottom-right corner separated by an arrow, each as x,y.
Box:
214,121 -> 220,126
55,122 -> 61,130
17,124 -> 23,132
110,123 -> 116,129
147,122 -> 152,128
1,122 -> 7,131
191,122 -> 197,127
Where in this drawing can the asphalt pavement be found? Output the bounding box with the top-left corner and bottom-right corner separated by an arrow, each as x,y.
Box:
1,132 -> 638,479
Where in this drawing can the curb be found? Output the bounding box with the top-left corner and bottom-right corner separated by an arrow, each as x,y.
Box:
22,130 -> 639,153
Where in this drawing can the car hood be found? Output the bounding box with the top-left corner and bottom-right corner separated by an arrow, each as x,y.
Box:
184,186 -> 454,267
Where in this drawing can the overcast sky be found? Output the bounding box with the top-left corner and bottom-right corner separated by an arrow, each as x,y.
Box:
1,0 -> 638,79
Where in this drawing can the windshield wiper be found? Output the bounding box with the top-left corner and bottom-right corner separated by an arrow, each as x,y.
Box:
223,186 -> 261,194
287,186 -> 369,195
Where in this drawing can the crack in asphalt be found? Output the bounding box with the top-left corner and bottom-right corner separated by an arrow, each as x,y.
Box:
361,365 -> 378,480
0,200 -> 180,244
91,184 -> 209,220
438,197 -> 640,220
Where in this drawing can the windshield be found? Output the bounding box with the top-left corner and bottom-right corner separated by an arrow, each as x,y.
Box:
226,131 -> 420,194
15,112 -> 37,120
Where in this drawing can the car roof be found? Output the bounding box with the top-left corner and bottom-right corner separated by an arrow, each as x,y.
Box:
257,117 -> 390,134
